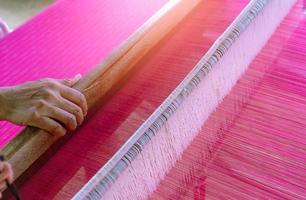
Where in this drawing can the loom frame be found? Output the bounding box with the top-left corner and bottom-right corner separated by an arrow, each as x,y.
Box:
0,0 -> 202,186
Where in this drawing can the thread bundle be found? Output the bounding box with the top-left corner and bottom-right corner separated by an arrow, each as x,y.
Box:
76,0 -> 300,199
151,2 -> 305,199
11,0 -> 304,199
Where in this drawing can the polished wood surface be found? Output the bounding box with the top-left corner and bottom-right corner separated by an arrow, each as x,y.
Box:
0,0 -> 202,184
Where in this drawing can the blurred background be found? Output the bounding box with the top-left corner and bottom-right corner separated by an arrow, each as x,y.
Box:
0,0 -> 53,29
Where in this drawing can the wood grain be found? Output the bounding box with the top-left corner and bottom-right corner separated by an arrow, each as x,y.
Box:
0,0 -> 202,182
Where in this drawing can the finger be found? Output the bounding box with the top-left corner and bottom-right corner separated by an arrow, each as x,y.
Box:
0,163 -> 11,184
0,182 -> 5,192
54,97 -> 84,125
29,116 -> 66,136
4,163 -> 13,184
60,86 -> 87,116
59,74 -> 82,87
44,106 -> 77,131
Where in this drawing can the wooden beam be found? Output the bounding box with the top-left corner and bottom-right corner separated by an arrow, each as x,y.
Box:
0,0 -> 202,182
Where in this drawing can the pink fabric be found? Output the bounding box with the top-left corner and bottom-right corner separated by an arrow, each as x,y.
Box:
151,2 -> 306,199
15,0 -> 305,199
0,0 -> 168,147
18,1 -> 249,199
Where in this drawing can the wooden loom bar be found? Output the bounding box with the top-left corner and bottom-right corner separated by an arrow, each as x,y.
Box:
73,0 -> 298,198
0,0 -> 203,182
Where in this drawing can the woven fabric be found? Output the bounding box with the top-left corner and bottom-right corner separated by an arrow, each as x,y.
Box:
18,1 -> 250,199
0,0 -> 168,147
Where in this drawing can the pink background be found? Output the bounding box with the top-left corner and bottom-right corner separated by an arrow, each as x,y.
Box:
0,0 -> 168,146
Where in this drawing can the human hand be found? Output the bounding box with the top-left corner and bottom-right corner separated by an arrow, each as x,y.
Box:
0,74 -> 88,136
0,161 -> 13,199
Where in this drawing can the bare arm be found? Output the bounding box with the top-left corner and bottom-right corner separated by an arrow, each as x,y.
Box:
0,74 -> 88,136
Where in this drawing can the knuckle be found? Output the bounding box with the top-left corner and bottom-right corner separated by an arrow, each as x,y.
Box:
51,124 -> 65,136
74,107 -> 82,116
67,115 -> 77,129
42,89 -> 55,100
30,111 -> 40,120
78,93 -> 87,109
80,93 -> 87,102
49,108 -> 56,116
51,124 -> 59,133
72,107 -> 84,124
74,91 -> 85,102
36,99 -> 47,109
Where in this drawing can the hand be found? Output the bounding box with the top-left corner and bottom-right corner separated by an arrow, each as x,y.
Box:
0,74 -> 88,136
0,161 -> 13,199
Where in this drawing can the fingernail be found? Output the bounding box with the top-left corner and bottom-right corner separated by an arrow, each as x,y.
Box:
75,73 -> 82,80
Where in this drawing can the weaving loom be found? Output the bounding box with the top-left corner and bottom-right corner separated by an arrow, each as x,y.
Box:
0,0 -> 305,199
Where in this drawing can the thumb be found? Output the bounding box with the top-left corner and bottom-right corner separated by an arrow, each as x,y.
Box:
61,74 -> 82,87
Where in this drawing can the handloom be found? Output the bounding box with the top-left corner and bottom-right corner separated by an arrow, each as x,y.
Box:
0,0 -> 305,199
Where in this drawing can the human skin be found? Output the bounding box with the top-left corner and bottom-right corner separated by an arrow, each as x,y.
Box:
0,74 -> 88,136
0,19 -> 87,199
0,161 -> 13,198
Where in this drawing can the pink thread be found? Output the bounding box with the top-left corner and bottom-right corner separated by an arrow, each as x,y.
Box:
18,1 -> 249,199
0,0 -> 167,147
